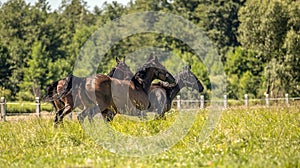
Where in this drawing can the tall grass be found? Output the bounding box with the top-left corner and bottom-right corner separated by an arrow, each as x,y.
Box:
0,107 -> 299,167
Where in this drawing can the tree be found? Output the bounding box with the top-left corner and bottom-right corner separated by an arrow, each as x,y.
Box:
0,0 -> 32,98
282,29 -> 300,96
238,0 -> 296,97
0,44 -> 12,89
19,41 -> 49,99
225,47 -> 263,98
199,0 -> 245,62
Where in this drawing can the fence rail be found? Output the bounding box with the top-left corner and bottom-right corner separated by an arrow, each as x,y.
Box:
0,97 -> 45,121
1,94 -> 300,121
176,94 -> 300,110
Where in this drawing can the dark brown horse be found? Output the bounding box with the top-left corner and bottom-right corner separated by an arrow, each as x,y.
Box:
58,55 -> 176,124
148,65 -> 204,118
43,75 -> 81,122
43,57 -> 134,126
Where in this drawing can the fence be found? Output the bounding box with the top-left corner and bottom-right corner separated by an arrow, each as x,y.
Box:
0,96 -> 73,122
1,94 -> 300,121
176,94 -> 300,110
0,97 -> 43,121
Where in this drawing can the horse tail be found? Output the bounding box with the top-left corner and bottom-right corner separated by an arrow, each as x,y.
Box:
41,81 -> 59,102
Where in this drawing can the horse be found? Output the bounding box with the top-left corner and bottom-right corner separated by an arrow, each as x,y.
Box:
42,57 -> 134,127
42,75 -> 82,124
148,65 -> 204,119
58,55 -> 176,124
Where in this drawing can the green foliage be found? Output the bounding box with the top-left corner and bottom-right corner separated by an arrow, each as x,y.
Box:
199,0 -> 245,61
282,29 -> 300,97
0,44 -> 11,89
0,107 -> 299,167
0,0 -> 298,100
15,91 -> 36,102
0,87 -> 12,100
225,47 -> 264,99
238,0 -> 300,97
20,41 -> 49,97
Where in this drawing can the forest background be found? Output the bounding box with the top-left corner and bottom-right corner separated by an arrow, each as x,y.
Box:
0,0 -> 299,101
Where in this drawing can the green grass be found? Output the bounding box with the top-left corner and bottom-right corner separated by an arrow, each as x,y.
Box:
0,107 -> 299,167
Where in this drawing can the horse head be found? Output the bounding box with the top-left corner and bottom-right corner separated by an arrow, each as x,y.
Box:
42,81 -> 60,102
108,56 -> 134,80
133,54 -> 175,89
176,65 -> 204,92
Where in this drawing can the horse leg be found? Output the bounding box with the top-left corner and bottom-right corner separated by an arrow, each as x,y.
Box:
77,108 -> 88,124
56,105 -> 73,124
78,105 -> 100,123
155,112 -> 166,120
50,101 -> 58,112
53,107 -> 66,127
154,92 -> 167,120
86,105 -> 102,122
154,108 -> 165,120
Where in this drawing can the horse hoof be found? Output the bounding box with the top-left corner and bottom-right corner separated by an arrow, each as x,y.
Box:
53,122 -> 58,128
154,114 -> 166,120
53,120 -> 63,128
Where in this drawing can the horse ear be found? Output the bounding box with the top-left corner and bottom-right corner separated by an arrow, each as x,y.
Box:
116,57 -> 120,64
123,56 -> 126,63
154,55 -> 159,62
148,53 -> 154,61
188,65 -> 191,70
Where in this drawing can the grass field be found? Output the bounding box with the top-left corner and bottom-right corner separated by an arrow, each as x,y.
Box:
0,107 -> 299,167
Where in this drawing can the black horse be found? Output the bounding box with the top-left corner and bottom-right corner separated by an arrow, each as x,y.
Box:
148,65 -> 204,118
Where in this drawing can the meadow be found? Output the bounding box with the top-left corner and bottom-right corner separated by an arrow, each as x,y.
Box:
0,107 -> 299,167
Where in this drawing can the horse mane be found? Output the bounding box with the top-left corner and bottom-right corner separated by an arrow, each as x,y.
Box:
131,70 -> 145,89
55,74 -> 74,100
107,67 -> 116,77
175,70 -> 186,81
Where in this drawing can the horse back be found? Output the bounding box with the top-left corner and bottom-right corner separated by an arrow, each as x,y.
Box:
82,74 -> 114,110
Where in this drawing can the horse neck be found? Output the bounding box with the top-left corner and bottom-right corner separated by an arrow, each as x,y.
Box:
169,73 -> 185,100
146,69 -> 165,93
42,81 -> 59,101
57,75 -> 83,99
107,68 -> 115,77
141,78 -> 152,94
72,76 -> 86,90
145,75 -> 153,92
132,70 -> 154,94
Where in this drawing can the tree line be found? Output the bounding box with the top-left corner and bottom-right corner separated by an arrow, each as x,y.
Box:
0,0 -> 299,101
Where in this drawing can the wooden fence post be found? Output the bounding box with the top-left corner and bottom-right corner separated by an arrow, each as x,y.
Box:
285,93 -> 289,106
244,94 -> 248,107
1,97 -> 6,122
200,95 -> 204,109
36,97 -> 40,118
265,94 -> 269,107
223,95 -> 227,109
177,95 -> 181,110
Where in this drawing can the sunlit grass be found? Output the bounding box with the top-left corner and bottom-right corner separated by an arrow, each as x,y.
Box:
0,107 -> 299,167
